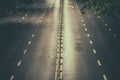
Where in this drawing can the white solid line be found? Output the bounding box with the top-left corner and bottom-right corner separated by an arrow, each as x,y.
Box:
89,40 -> 93,44
10,75 -> 14,80
32,34 -> 35,37
85,28 -> 88,31
24,49 -> 27,54
17,60 -> 22,66
97,60 -> 102,66
87,34 -> 90,37
28,41 -> 31,45
103,74 -> 107,80
93,49 -> 96,54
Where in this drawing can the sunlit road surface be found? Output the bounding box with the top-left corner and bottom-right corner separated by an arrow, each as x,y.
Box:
0,0 -> 120,80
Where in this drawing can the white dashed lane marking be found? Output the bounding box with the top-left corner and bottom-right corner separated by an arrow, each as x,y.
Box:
17,60 -> 22,67
10,75 -> 14,80
89,40 -> 93,45
42,13 -> 45,16
83,24 -> 86,26
25,13 -> 27,16
22,17 -> 25,19
93,49 -> 96,54
113,34 -> 117,37
97,60 -> 102,66
40,17 -> 43,19
81,19 -> 84,22
87,34 -> 90,37
32,34 -> 35,37
40,20 -> 42,22
105,24 -> 108,26
28,41 -> 31,45
108,28 -> 112,31
24,49 -> 27,54
44,11 -> 46,13
84,28 -> 88,31
103,74 -> 107,80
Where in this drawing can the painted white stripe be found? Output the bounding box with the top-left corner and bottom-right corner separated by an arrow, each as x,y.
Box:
87,34 -> 90,37
40,17 -> 43,19
24,49 -> 27,54
85,28 -> 88,31
83,24 -> 86,26
28,41 -> 31,45
81,19 -> 84,22
40,20 -> 42,22
113,34 -> 117,37
17,60 -> 22,66
89,40 -> 93,44
25,13 -> 27,16
93,49 -> 96,54
10,75 -> 14,80
108,28 -> 112,31
32,34 -> 35,37
22,17 -> 25,19
97,60 -> 102,66
42,13 -> 45,16
105,24 -> 108,26
103,74 -> 107,80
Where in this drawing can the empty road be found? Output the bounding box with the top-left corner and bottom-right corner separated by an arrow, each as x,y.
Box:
0,0 -> 120,80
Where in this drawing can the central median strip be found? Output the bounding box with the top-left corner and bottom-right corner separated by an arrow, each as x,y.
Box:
55,0 -> 64,80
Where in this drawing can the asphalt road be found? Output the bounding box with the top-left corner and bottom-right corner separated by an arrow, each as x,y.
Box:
0,0 -> 120,80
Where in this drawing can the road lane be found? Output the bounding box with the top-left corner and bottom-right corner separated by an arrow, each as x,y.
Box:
63,0 -> 102,80
75,0 -> 120,80
0,0 -> 60,80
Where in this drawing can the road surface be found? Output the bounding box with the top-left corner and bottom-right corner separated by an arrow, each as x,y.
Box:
0,0 -> 120,80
